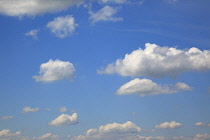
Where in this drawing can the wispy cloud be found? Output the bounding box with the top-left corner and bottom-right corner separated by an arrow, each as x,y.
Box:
22,106 -> 39,113
25,29 -> 39,40
0,116 -> 13,120
47,15 -> 78,38
89,6 -> 123,23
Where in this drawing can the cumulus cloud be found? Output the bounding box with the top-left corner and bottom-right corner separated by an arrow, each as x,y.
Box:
49,113 -> 78,126
194,133 -> 210,140
98,43 -> 210,78
58,107 -> 68,113
32,133 -> 59,140
155,121 -> 182,129
33,59 -> 75,83
22,106 -> 39,113
0,0 -> 83,17
73,121 -> 141,140
47,15 -> 78,38
116,78 -> 192,96
0,116 -> 13,120
25,29 -> 39,39
0,129 -> 21,137
194,122 -> 210,127
89,6 -> 123,23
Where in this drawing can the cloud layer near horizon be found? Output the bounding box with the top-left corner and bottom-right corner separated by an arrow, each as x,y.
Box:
98,43 -> 210,78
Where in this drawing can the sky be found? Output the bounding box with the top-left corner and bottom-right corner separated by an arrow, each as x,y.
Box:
0,0 -> 210,140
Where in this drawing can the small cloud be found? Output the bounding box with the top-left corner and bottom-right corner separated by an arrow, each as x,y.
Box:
131,112 -> 137,116
0,116 -> 13,120
32,133 -> 59,140
58,107 -> 68,112
89,6 -> 123,24
45,108 -> 51,111
155,121 -> 182,129
0,129 -> 21,137
194,122 -> 210,127
25,29 -> 39,40
22,106 -> 39,113
116,78 -> 192,96
49,113 -> 79,126
47,15 -> 78,38
33,59 -> 75,83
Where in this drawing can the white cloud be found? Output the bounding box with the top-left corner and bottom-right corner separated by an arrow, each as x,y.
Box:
194,122 -> 210,127
33,59 -> 75,83
49,113 -> 78,126
47,15 -> 78,38
89,6 -> 123,23
22,106 -> 39,113
33,133 -> 59,140
116,78 -> 192,96
175,82 -> 192,91
73,121 -> 141,140
25,29 -> 39,39
98,0 -> 127,4
58,107 -> 68,112
98,43 -> 210,78
0,0 -> 83,17
194,133 -> 210,140
0,116 -> 13,120
155,121 -> 182,129
0,129 -> 21,137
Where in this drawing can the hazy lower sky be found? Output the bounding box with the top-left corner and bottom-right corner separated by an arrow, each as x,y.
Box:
0,0 -> 210,140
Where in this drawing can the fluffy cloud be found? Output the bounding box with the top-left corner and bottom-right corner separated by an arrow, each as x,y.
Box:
49,113 -> 78,126
116,78 -> 192,96
194,122 -> 210,127
0,116 -> 13,120
194,133 -> 210,140
98,43 -> 210,78
0,0 -> 83,17
155,121 -> 183,129
25,29 -> 39,39
32,133 -> 59,140
89,6 -> 123,23
47,15 -> 78,38
22,106 -> 39,113
71,121 -> 141,140
0,129 -> 21,137
33,59 -> 75,83
58,107 -> 68,113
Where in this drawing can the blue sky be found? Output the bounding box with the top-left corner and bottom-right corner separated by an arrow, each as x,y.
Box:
0,0 -> 210,140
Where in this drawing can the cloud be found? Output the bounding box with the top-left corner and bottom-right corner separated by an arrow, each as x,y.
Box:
0,129 -> 21,137
58,107 -> 68,113
47,15 -> 78,38
0,116 -> 13,120
0,0 -> 83,17
22,106 -> 39,113
194,122 -> 210,127
73,121 -> 141,140
32,133 -> 59,140
98,43 -> 210,78
116,78 -> 192,96
89,6 -> 123,23
155,121 -> 183,129
49,113 -> 78,126
194,133 -> 210,140
25,29 -> 39,39
98,0 -> 127,4
33,59 -> 75,83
